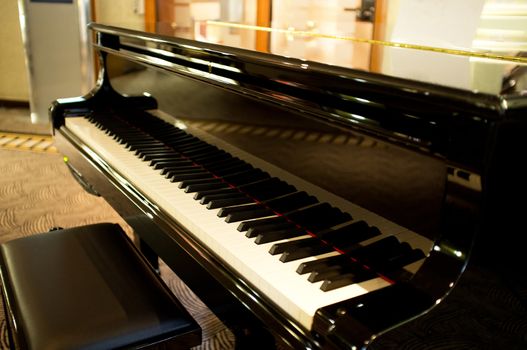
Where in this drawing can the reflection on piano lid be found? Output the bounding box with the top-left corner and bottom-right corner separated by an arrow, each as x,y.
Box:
50,23 -> 527,349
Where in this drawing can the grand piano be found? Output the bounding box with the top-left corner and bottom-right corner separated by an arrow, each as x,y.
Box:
51,23 -> 527,349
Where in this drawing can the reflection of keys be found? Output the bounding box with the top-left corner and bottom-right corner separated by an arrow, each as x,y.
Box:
65,111 -> 431,330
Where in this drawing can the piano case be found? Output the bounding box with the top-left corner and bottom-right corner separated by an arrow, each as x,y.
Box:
50,24 -> 527,349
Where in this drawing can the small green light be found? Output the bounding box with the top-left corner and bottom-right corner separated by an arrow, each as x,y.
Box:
63,156 -> 69,163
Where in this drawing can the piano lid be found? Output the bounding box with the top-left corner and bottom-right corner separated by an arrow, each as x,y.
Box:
92,0 -> 527,97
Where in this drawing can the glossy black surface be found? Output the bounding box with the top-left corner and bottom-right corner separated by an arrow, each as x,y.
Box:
50,23 -> 527,349
0,223 -> 202,349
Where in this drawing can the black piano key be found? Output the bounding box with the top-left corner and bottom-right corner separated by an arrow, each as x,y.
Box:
307,262 -> 364,283
237,216 -> 287,232
361,241 -> 411,267
194,187 -> 239,200
307,256 -> 370,281
280,244 -> 334,262
285,203 -> 352,231
198,155 -> 239,168
318,238 -> 392,270
297,254 -> 348,275
153,125 -> 187,135
263,191 -> 317,213
182,143 -> 219,152
133,148 -> 167,156
317,221 -> 381,247
308,265 -> 347,283
206,196 -> 253,209
237,177 -> 281,191
113,132 -> 144,141
135,147 -> 171,155
151,159 -> 193,168
245,182 -> 296,201
141,152 -> 183,161
269,237 -> 316,255
132,147 -> 168,156
222,169 -> 270,186
161,165 -> 202,176
218,203 -> 259,217
173,149 -> 210,159
163,165 -> 205,174
179,177 -> 222,189
191,151 -> 231,163
165,137 -> 201,148
158,136 -> 191,146
312,263 -> 374,284
365,243 -> 425,272
161,132 -> 197,142
301,238 -> 403,284
194,169 -> 265,187
142,151 -> 181,164
174,140 -> 211,150
151,128 -> 186,138
208,164 -> 258,180
320,271 -> 376,292
164,135 -> 192,144
241,176 -> 284,188
185,182 -> 230,193
245,222 -> 297,238
254,227 -> 306,244
201,191 -> 247,205
225,207 -> 275,223
128,142 -> 165,151
346,236 -> 401,260
211,162 -> 253,176
180,146 -> 221,159
148,153 -> 187,162
170,171 -> 213,182
382,249 -> 426,275
126,137 -> 162,145
142,153 -> 181,162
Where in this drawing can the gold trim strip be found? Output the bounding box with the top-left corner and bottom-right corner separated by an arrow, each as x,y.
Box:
206,21 -> 527,64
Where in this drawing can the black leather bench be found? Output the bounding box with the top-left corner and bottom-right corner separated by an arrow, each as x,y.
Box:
0,223 -> 201,349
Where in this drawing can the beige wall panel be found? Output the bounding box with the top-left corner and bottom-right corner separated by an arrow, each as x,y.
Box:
95,0 -> 144,30
0,0 -> 29,101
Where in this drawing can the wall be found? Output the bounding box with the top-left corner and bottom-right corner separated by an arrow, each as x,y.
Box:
95,0 -> 144,30
0,0 -> 29,102
19,0 -> 89,124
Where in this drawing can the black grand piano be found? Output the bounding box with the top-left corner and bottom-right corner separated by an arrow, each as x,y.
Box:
51,23 -> 527,349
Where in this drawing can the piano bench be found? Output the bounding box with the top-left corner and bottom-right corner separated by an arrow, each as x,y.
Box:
0,223 -> 201,349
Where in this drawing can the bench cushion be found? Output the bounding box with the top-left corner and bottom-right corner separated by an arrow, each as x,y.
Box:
0,223 -> 201,349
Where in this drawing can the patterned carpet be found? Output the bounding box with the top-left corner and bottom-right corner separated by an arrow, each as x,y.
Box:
0,147 -> 234,349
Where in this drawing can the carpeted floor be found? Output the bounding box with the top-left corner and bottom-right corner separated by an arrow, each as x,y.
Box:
0,147 -> 235,349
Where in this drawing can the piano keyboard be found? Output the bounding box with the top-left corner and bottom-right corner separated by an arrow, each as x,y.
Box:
64,110 -> 432,330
